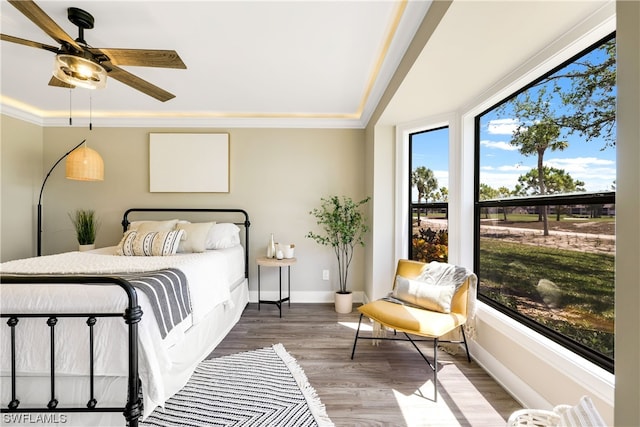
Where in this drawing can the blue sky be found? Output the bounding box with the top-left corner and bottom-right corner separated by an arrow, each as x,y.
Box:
478,115 -> 616,193
411,127 -> 449,201
412,38 -> 616,200
411,119 -> 616,202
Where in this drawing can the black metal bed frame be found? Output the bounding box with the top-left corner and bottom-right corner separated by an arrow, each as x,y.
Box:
1,208 -> 251,426
1,276 -> 143,426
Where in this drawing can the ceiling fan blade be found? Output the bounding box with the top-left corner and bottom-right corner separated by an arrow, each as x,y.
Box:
48,76 -> 75,88
8,0 -> 82,52
91,48 -> 186,69
106,64 -> 176,102
1,33 -> 59,53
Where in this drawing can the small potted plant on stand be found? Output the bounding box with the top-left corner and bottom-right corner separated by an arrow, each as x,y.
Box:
307,195 -> 370,313
69,209 -> 99,251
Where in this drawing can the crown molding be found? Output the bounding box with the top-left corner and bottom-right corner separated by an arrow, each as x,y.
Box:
0,106 -> 367,129
0,103 -> 45,126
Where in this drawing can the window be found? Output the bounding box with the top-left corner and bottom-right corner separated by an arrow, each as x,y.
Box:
410,126 -> 449,262
474,34 -> 616,372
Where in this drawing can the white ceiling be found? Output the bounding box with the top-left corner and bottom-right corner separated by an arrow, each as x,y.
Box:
378,0 -> 615,126
0,0 -> 430,128
0,1 -> 614,129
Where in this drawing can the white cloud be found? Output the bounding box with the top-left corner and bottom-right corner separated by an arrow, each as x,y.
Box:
480,140 -> 519,151
486,118 -> 520,135
546,157 -> 614,168
478,155 -> 616,193
497,164 -> 529,172
479,171 -> 522,190
544,157 -> 616,191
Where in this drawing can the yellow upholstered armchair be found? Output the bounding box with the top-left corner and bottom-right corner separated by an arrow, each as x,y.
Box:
350,259 -> 476,401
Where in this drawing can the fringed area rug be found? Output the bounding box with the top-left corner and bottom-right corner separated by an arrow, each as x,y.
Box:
141,344 -> 334,427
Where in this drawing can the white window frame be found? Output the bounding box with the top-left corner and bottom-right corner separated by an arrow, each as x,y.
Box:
395,112 -> 471,266
460,7 -> 616,407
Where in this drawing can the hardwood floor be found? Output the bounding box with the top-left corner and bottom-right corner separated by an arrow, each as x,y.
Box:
209,303 -> 522,427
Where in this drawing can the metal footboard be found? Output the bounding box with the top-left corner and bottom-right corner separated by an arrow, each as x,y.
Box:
1,275 -> 143,427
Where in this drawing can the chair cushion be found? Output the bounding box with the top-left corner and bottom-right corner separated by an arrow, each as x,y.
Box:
358,300 -> 466,337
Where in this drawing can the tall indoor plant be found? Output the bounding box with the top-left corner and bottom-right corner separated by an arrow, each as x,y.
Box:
69,209 -> 99,251
307,195 -> 370,313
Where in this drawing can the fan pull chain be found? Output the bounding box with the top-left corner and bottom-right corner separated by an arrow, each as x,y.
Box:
89,95 -> 93,131
69,89 -> 73,126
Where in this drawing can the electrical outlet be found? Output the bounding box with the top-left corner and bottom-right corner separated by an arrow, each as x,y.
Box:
322,270 -> 330,281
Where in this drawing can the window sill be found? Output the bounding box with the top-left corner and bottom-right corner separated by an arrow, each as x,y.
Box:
474,301 -> 614,406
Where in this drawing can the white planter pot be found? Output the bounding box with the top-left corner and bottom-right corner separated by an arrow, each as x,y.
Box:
79,244 -> 95,252
334,292 -> 353,314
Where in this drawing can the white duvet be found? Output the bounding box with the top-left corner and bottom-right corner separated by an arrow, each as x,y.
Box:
0,246 -> 242,418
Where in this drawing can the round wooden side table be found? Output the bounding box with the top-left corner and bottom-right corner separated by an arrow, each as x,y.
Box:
256,256 -> 296,317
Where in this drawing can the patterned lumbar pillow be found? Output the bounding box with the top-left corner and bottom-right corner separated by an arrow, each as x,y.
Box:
392,275 -> 456,313
116,229 -> 184,256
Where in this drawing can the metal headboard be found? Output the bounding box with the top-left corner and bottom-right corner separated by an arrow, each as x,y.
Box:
121,208 -> 251,279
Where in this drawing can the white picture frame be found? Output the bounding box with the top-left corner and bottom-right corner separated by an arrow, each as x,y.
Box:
149,133 -> 229,193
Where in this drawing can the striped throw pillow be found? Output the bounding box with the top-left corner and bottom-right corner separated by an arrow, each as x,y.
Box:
117,230 -> 184,256
558,396 -> 606,427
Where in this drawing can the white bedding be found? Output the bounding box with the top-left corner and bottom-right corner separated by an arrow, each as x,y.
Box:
0,245 -> 246,420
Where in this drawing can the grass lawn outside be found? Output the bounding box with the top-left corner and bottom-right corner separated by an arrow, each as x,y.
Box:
411,215 -> 615,359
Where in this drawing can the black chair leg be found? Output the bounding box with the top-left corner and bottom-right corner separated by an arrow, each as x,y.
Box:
404,333 -> 438,402
351,313 -> 363,359
460,326 -> 471,363
433,337 -> 438,402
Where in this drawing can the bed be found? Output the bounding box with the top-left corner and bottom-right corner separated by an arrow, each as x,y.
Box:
0,208 -> 251,426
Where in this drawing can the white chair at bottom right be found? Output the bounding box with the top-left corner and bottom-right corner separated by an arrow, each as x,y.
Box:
507,395 -> 607,427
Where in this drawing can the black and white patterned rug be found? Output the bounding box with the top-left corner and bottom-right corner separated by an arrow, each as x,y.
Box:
141,344 -> 334,427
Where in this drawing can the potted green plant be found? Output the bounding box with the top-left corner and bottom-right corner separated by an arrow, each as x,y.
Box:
307,195 -> 370,313
69,209 -> 99,251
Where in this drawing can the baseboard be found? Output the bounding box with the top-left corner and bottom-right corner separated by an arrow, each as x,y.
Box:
248,290 -> 364,304
468,340 -> 552,409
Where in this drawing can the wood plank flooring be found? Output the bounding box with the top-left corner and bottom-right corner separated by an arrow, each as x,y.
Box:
209,303 -> 522,427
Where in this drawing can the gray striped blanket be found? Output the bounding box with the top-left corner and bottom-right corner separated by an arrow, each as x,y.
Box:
120,268 -> 191,338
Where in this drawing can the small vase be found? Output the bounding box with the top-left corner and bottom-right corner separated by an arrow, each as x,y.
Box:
79,243 -> 95,252
267,234 -> 276,258
334,292 -> 353,314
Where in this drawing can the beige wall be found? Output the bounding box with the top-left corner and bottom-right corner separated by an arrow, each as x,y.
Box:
614,1 -> 640,424
367,124 -> 396,301
1,115 -> 43,261
2,123 -> 368,301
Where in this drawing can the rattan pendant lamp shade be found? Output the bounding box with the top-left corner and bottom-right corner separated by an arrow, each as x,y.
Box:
65,145 -> 104,181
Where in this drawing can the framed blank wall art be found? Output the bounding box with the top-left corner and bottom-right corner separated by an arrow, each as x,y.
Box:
149,133 -> 229,192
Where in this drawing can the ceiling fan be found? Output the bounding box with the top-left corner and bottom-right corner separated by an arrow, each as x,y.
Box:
1,0 -> 186,102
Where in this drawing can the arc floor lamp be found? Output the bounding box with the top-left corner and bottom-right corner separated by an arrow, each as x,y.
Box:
37,140 -> 104,256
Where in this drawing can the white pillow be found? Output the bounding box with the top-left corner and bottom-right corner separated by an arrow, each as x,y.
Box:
393,275 -> 456,313
128,219 -> 179,233
176,222 -> 215,253
206,223 -> 241,249
116,229 -> 184,256
559,396 -> 606,427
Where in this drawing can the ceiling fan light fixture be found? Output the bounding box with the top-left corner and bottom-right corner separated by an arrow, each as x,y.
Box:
53,54 -> 107,90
